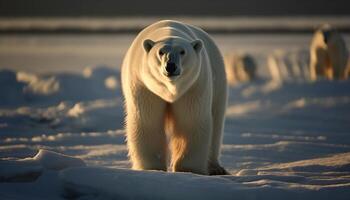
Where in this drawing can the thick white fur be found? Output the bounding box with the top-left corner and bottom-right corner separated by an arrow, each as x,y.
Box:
121,20 -> 228,175
310,25 -> 349,80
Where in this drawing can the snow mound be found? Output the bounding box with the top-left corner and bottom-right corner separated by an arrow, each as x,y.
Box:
17,71 -> 60,95
0,149 -> 85,182
33,149 -> 86,170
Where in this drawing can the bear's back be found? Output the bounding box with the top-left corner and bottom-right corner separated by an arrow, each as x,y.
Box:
137,20 -> 199,42
123,20 -> 210,72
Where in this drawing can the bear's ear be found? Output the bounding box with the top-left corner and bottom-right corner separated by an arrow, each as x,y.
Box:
191,40 -> 203,53
143,39 -> 155,53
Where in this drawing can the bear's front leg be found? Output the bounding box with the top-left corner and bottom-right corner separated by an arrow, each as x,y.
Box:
125,91 -> 168,171
169,99 -> 212,175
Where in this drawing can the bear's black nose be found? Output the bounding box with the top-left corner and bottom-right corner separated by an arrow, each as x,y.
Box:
165,62 -> 177,75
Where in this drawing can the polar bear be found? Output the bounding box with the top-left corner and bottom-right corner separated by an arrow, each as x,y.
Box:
224,53 -> 257,85
121,20 -> 228,175
310,24 -> 349,80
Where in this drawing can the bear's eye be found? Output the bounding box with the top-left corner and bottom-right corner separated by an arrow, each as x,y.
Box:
159,50 -> 165,56
180,50 -> 186,56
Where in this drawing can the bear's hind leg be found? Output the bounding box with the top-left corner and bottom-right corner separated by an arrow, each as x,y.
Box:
209,84 -> 230,175
208,115 -> 230,175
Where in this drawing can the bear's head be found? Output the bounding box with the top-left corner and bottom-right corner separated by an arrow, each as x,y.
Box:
142,37 -> 203,102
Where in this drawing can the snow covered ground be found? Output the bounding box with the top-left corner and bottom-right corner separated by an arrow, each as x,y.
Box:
1,32 -> 350,199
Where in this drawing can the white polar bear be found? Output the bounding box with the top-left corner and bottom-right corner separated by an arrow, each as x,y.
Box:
121,20 -> 228,175
310,24 -> 349,80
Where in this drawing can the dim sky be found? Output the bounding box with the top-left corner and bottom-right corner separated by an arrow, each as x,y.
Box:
0,0 -> 349,17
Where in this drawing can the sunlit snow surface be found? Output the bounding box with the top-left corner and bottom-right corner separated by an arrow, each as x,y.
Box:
0,32 -> 350,199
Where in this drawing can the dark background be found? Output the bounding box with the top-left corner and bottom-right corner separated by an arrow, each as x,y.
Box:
0,0 -> 349,17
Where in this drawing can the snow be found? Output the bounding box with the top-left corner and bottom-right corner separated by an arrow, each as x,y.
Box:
0,149 -> 85,182
17,72 -> 60,95
0,32 -> 350,199
59,165 -> 350,200
32,149 -> 86,170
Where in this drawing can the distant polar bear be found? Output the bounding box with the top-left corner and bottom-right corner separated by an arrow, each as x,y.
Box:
310,24 -> 349,80
121,20 -> 228,175
224,53 -> 257,85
